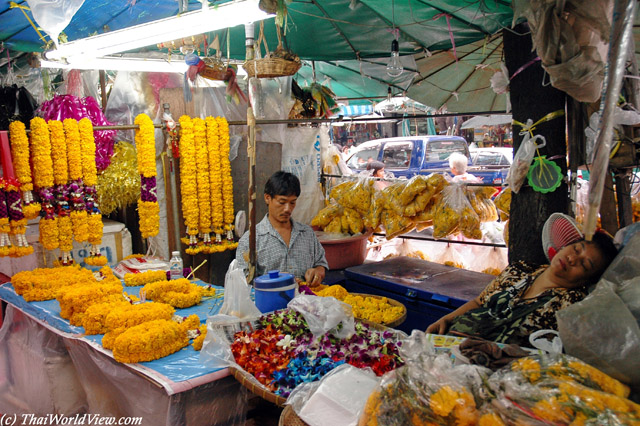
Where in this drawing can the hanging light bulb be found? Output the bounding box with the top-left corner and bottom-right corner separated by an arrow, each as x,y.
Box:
386,39 -> 403,77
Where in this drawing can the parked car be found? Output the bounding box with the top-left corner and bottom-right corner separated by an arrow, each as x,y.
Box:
469,147 -> 513,185
345,136 -> 509,183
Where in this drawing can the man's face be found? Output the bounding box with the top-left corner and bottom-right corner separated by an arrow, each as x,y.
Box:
265,194 -> 297,224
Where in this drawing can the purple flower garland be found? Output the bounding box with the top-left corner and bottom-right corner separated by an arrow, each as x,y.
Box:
140,175 -> 157,203
38,95 -> 116,172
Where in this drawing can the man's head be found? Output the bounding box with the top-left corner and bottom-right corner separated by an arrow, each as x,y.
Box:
448,152 -> 469,176
264,171 -> 301,225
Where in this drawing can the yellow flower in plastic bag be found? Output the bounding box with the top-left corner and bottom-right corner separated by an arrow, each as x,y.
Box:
382,209 -> 415,240
311,203 -> 342,228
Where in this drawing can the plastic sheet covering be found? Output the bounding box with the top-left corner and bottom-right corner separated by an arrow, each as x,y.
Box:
0,305 -> 87,416
556,232 -> 640,390
65,337 -> 248,426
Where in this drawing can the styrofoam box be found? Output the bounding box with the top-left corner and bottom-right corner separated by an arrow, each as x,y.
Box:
0,218 -> 132,276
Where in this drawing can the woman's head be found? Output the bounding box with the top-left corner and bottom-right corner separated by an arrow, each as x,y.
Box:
548,231 -> 618,288
366,161 -> 385,178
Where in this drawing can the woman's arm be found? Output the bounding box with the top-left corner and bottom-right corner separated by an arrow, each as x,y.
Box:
426,296 -> 482,334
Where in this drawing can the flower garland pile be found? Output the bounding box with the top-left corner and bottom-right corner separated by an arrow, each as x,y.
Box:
57,276 -> 123,326
316,285 -> 404,325
134,114 -> 159,239
178,115 -> 237,255
8,121 -> 39,220
141,278 -> 204,308
102,302 -> 176,348
110,318 -> 190,363
231,308 -> 404,398
11,264 -> 95,302
82,299 -> 133,335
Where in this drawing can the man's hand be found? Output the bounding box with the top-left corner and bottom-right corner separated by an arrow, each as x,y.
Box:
304,266 -> 326,286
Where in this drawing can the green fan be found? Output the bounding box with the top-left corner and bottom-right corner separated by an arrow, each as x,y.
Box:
527,156 -> 563,193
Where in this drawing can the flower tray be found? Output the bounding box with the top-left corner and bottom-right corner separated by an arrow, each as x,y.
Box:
349,292 -> 407,329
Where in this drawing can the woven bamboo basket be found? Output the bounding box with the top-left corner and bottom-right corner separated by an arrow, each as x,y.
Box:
199,65 -> 230,81
230,366 -> 288,407
278,405 -> 310,426
243,21 -> 301,78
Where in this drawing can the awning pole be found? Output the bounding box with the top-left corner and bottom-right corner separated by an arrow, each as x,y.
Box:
247,106 -> 257,283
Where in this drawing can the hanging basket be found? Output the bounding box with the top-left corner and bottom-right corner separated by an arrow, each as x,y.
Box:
243,21 -> 301,78
200,66 -> 231,81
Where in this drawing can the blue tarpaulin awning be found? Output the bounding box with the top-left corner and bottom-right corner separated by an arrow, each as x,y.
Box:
339,104 -> 373,117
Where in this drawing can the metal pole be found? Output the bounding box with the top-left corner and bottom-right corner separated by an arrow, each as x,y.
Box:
247,107 -> 257,283
99,70 -> 108,113
162,103 -> 182,254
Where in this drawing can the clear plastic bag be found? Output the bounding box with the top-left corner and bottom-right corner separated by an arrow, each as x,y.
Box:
435,243 -> 467,269
248,76 -> 294,120
288,294 -> 355,339
467,186 -> 498,223
26,0 -> 85,46
381,209 -> 415,240
432,184 -> 481,239
338,175 -> 374,217
219,260 -> 261,319
493,187 -> 511,217
310,203 -> 342,228
506,127 -> 546,193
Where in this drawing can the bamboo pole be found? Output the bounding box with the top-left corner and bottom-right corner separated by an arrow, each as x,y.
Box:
247,106 -> 257,283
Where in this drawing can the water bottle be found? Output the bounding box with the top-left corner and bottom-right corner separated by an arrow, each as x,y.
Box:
169,251 -> 183,280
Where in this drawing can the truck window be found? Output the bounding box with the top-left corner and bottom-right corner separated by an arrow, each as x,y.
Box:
346,146 -> 380,170
426,140 -> 468,161
382,142 -> 413,169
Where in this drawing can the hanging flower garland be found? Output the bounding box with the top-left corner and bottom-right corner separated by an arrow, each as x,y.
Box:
193,118 -> 212,242
8,121 -> 40,220
206,117 -> 223,241
31,117 -> 59,251
48,120 -> 74,261
218,117 -> 237,246
63,119 -> 89,244
79,118 -> 105,263
134,113 -> 160,239
0,181 -> 12,256
178,116 -> 199,249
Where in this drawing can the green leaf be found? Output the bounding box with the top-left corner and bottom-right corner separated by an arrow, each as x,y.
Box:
527,156 -> 563,193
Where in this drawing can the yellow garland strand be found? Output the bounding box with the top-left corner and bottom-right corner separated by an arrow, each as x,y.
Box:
63,119 -> 83,181
30,117 -> 54,189
87,213 -> 103,246
82,300 -> 132,335
8,121 -> 33,191
178,116 -> 199,238
57,215 -> 74,252
70,210 -> 89,243
84,254 -> 108,266
141,278 -> 203,308
48,120 -> 69,185
138,201 -> 160,239
104,302 -> 175,332
217,117 -> 234,231
123,269 -> 167,287
78,118 -> 98,187
134,114 -> 156,178
12,264 -> 93,302
193,118 -> 212,235
192,324 -> 208,351
206,117 -> 224,234
39,216 -> 59,251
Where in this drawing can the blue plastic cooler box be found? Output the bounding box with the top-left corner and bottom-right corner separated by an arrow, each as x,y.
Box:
344,256 -> 495,334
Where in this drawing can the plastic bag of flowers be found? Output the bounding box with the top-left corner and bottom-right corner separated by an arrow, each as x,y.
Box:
358,330 -> 492,426
287,363 -> 380,426
484,353 -> 639,425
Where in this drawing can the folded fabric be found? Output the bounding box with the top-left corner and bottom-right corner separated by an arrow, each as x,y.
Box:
458,337 -> 529,370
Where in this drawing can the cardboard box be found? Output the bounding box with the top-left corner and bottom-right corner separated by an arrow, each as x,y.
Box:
0,218 -> 132,275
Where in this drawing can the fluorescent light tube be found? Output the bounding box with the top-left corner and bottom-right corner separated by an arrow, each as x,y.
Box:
46,0 -> 272,62
41,57 -> 191,73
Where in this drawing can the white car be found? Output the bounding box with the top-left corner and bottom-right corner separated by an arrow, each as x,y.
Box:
469,147 -> 513,167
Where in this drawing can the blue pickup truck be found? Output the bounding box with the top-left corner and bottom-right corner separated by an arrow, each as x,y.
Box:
345,136 -> 509,184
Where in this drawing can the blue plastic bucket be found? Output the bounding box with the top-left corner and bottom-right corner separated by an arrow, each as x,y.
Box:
254,270 -> 296,313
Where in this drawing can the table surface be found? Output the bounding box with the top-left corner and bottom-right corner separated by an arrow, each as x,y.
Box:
0,279 -> 229,394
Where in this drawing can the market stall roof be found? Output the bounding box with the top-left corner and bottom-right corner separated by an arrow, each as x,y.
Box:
0,0 -> 515,112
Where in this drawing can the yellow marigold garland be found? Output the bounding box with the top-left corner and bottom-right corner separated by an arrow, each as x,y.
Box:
178,116 -> 199,243
63,119 -> 83,181
9,121 -> 40,219
104,302 -> 175,332
30,117 -> 54,188
79,118 -> 98,187
70,210 -> 89,243
82,300 -> 132,335
57,215 -> 74,252
87,212 -> 103,246
12,264 -> 94,302
206,117 -> 223,236
192,324 -> 208,351
134,114 -> 159,239
59,285 -> 125,326
111,319 -> 189,363
84,254 -> 108,266
48,120 -> 69,185
193,118 -> 212,236
39,215 -> 59,251
141,278 -> 203,308
217,117 -> 235,237
123,269 -> 167,287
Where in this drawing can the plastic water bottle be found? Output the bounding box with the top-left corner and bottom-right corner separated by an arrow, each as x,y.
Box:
169,251 -> 183,280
